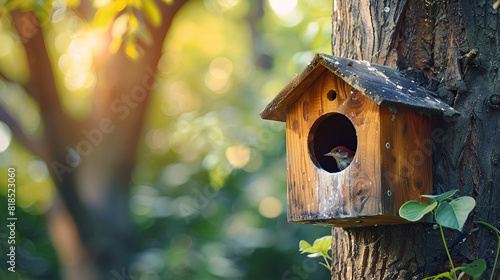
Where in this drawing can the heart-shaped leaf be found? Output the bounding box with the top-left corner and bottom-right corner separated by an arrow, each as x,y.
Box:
299,240 -> 312,252
422,189 -> 458,203
435,196 -> 475,230
299,236 -> 332,257
399,200 -> 438,222
460,259 -> 486,279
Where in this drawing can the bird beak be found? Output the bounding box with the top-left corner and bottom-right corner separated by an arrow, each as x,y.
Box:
324,153 -> 333,157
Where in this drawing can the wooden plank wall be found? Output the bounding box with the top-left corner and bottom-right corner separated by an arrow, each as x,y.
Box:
286,71 -> 384,224
379,106 -> 433,217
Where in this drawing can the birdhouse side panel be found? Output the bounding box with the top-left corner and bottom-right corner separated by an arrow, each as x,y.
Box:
379,106 -> 433,218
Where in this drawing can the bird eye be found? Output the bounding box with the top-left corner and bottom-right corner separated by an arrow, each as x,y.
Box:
336,149 -> 341,153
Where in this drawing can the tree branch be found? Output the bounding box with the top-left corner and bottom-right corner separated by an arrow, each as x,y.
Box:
12,10 -> 78,159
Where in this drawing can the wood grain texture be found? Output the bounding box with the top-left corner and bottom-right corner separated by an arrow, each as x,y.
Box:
286,71 -> 432,226
260,54 -> 458,122
286,71 -> 376,224
379,105 -> 433,216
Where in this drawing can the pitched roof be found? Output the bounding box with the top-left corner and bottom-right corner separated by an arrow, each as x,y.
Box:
260,53 -> 458,122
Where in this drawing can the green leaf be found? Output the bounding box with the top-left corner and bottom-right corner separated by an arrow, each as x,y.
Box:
33,0 -> 54,23
460,259 -> 486,279
306,252 -> 322,258
93,0 -> 127,30
399,200 -> 438,222
125,36 -> 139,60
422,189 -> 458,203
299,236 -> 331,257
475,221 -> 500,237
298,240 -> 312,252
143,0 -> 162,27
435,196 -> 475,230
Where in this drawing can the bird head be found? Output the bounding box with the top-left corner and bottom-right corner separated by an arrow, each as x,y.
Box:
324,146 -> 354,159
324,146 -> 355,171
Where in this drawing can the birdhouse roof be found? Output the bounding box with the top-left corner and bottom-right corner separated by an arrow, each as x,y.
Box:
260,53 -> 458,122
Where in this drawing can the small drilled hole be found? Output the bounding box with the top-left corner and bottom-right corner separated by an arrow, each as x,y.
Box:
327,90 -> 337,101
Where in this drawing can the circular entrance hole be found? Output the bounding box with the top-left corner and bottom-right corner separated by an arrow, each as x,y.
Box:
327,90 -> 337,101
308,113 -> 357,173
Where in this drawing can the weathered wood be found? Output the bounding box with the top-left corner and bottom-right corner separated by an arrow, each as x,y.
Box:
260,54 -> 458,122
261,64 -> 328,122
284,71 -> 431,226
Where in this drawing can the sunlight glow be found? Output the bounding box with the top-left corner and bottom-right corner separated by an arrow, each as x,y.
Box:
59,37 -> 97,91
20,109 -> 41,132
205,57 -> 233,94
218,0 -> 239,9
269,0 -> 297,16
93,0 -> 113,8
258,196 -> 282,218
225,144 -> 251,169
0,121 -> 11,153
85,30 -> 109,60
145,129 -> 167,150
28,160 -> 49,183
0,34 -> 13,56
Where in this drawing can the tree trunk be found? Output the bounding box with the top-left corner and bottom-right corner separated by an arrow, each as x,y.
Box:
331,0 -> 500,279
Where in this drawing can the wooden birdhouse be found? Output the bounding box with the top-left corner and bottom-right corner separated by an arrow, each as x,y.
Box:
260,53 -> 458,227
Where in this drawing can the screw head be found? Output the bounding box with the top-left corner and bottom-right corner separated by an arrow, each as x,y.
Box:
489,94 -> 500,109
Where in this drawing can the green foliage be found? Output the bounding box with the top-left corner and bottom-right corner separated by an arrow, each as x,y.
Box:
0,0 -> 55,22
398,200 -> 437,221
299,235 -> 332,270
421,260 -> 486,280
400,190 -> 485,280
435,197 -> 475,231
0,196 -> 59,279
0,0 -> 334,279
400,189 -> 475,231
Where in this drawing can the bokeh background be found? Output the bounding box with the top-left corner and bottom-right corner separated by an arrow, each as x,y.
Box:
0,0 -> 333,279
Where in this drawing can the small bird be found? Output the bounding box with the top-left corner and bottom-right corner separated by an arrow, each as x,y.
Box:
324,146 -> 355,171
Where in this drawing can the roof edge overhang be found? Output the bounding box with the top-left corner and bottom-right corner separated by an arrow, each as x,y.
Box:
259,54 -> 327,122
260,53 -> 459,122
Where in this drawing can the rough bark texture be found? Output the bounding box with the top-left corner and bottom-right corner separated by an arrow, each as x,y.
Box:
331,0 -> 500,279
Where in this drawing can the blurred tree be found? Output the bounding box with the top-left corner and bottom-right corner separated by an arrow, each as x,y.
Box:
0,0 -> 334,279
0,0 -> 188,278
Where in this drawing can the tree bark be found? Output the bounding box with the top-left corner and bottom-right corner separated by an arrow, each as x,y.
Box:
331,0 -> 500,279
